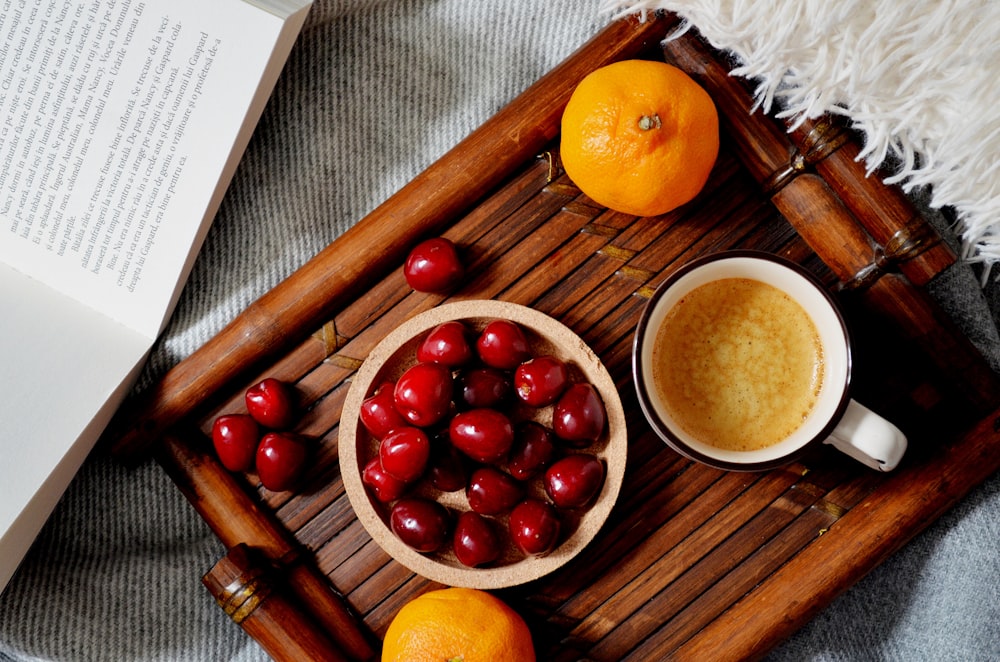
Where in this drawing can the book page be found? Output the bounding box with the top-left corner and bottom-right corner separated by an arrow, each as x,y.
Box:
0,263 -> 151,590
0,0 -> 302,337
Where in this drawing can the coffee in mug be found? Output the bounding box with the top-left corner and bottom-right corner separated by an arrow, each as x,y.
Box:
633,250 -> 906,472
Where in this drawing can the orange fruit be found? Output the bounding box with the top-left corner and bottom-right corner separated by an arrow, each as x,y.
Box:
560,59 -> 719,217
381,587 -> 535,662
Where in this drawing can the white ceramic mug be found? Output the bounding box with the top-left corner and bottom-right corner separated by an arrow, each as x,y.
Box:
632,250 -> 906,472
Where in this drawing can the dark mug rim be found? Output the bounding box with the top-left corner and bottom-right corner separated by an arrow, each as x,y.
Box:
631,250 -> 853,472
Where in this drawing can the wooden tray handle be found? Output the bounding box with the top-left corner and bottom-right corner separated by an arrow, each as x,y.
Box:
789,116 -> 953,286
662,32 -> 954,288
158,430 -> 378,661
203,543 -> 357,662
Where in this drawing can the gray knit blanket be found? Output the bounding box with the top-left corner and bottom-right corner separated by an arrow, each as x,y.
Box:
2,1 -> 997,660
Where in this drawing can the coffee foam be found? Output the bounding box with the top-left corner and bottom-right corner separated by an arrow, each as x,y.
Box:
636,254 -> 850,467
651,278 -> 824,452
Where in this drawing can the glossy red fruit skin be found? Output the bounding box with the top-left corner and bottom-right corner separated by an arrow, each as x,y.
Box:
212,414 -> 261,472
256,432 -> 308,492
426,440 -> 468,492
449,408 -> 515,463
453,511 -> 501,568
455,368 -> 512,410
362,457 -> 408,502
394,362 -> 454,427
475,319 -> 531,370
509,499 -> 561,556
245,378 -> 298,429
417,321 -> 473,367
360,381 -> 408,440
514,355 -> 569,407
508,421 -> 557,480
403,237 -> 464,293
390,497 -> 451,553
466,467 -> 524,516
544,454 -> 606,509
553,382 -> 607,446
378,427 -> 431,483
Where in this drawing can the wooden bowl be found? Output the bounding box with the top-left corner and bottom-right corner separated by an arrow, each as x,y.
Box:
339,299 -> 626,589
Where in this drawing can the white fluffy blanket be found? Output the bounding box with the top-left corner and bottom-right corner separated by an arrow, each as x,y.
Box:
605,0 -> 1000,268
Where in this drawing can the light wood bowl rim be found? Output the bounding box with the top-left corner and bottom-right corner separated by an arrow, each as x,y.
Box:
339,299 -> 627,589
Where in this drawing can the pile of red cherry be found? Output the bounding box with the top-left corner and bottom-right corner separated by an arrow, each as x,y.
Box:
358,317 -> 608,568
211,377 -> 309,492
208,235 -> 463,493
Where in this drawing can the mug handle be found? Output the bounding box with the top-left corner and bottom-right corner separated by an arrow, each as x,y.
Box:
823,400 -> 907,471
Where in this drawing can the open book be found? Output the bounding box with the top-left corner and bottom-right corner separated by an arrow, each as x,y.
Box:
0,0 -> 313,592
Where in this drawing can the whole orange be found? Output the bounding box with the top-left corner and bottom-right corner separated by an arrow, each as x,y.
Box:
560,59 -> 719,217
381,587 -> 535,662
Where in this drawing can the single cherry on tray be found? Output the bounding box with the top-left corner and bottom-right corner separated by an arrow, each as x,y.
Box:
211,414 -> 261,472
256,431 -> 309,492
403,237 -> 464,293
245,377 -> 298,429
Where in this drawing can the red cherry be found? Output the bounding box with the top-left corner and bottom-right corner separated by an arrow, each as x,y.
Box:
417,321 -> 473,367
211,414 -> 261,472
362,457 -> 408,502
514,355 -> 569,407
256,432 -> 309,492
245,377 -> 298,429
448,408 -> 515,464
466,467 -> 524,516
403,237 -> 464,293
394,362 -> 454,427
455,368 -> 513,410
475,319 -> 531,370
390,497 -> 450,552
426,439 -> 468,492
509,499 -> 561,556
378,427 -> 431,483
553,382 -> 606,446
360,381 -> 408,440
507,421 -> 557,480
544,454 -> 605,509
453,511 -> 501,568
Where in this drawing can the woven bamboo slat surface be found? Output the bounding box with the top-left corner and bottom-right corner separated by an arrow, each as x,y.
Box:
123,14 -> 1000,661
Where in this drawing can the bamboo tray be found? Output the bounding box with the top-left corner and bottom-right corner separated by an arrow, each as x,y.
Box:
112,13 -> 1000,661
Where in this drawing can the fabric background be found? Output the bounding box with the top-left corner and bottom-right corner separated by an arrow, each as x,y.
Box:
2,1 -> 998,660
